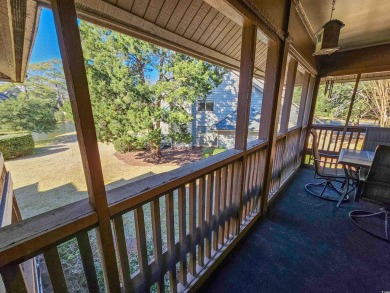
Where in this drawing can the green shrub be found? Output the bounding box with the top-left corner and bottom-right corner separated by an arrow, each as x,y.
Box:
202,147 -> 226,158
0,132 -> 35,159
113,136 -> 143,153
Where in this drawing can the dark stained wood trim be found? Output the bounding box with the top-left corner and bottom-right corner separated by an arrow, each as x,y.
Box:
235,22 -> 257,150
319,43 -> 390,77
279,58 -> 298,133
50,0 -> 121,291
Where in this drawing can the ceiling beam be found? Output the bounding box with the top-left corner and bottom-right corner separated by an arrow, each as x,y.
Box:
319,43 -> 390,77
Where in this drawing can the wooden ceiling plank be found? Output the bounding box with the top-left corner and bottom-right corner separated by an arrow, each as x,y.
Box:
232,46 -> 241,60
75,0 -> 241,71
143,0 -> 165,22
116,0 -> 134,11
219,25 -> 241,54
131,0 -> 151,17
155,0 -> 179,28
165,0 -> 192,32
174,0 -> 203,36
190,6 -> 218,42
209,19 -> 235,49
227,34 -> 242,57
183,2 -> 210,39
197,12 -> 224,45
203,16 -> 229,47
215,22 -> 239,52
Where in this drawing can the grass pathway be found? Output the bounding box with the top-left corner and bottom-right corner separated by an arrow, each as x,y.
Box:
5,126 -> 176,218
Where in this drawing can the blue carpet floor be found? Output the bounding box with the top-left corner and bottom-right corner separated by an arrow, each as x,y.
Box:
200,167 -> 390,293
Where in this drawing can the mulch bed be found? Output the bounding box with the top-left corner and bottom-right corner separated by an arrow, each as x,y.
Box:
114,147 -> 203,166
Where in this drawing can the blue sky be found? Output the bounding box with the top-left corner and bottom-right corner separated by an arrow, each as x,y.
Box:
29,8 -> 159,82
30,8 -> 61,64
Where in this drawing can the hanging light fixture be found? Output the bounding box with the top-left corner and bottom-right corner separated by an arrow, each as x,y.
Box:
313,0 -> 344,55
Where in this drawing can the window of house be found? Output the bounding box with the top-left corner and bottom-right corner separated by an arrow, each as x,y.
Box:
197,126 -> 208,135
198,100 -> 214,111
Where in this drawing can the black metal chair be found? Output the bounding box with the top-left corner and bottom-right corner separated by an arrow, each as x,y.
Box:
362,127 -> 390,151
349,145 -> 390,241
305,129 -> 350,201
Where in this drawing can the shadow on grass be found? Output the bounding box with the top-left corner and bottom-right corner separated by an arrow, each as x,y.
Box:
32,144 -> 70,157
14,172 -> 155,219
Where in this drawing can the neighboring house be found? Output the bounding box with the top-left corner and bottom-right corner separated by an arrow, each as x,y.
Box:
192,71 -> 263,147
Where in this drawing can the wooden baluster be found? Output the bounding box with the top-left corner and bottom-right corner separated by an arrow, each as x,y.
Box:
232,159 -> 243,236
334,130 -> 340,153
205,173 -> 214,259
243,155 -> 252,221
188,182 -> 197,276
77,231 -> 100,293
1,263 -> 29,293
218,167 -> 227,245
250,152 -> 259,212
165,191 -> 177,293
228,162 -> 236,237
212,169 -> 221,251
347,130 -> 353,149
113,216 -> 133,293
44,246 -> 68,293
151,198 -> 164,292
197,177 -> 205,266
135,207 -> 149,291
355,131 -> 361,150
225,163 -> 234,239
247,154 -> 255,216
178,186 -> 187,286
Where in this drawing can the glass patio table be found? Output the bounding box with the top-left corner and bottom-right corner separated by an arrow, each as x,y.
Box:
337,149 -> 375,207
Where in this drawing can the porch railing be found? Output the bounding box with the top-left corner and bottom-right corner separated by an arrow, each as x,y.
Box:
304,124 -> 366,166
0,127 -> 306,292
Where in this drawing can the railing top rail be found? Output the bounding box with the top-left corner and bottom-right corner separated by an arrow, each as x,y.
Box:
246,139 -> 267,154
0,199 -> 97,268
311,124 -> 367,131
107,148 -> 244,216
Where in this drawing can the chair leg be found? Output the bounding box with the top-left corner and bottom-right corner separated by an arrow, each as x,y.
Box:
349,209 -> 390,241
305,180 -> 349,202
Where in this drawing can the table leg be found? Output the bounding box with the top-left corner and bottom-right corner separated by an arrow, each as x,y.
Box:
336,166 -> 349,208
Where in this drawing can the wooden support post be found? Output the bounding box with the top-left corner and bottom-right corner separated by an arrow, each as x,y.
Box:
297,72 -> 312,127
301,76 -> 321,165
340,74 -> 361,148
279,58 -> 298,133
235,22 -> 257,151
258,0 -> 292,213
234,22 -> 257,235
50,0 -> 121,291
259,40 -> 289,213
302,75 -> 316,127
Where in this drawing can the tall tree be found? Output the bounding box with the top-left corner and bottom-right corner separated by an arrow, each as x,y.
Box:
358,80 -> 390,127
79,21 -> 226,157
0,59 -> 65,133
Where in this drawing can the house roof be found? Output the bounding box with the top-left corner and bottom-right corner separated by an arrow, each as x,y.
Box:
0,1 -> 40,82
215,108 -> 261,131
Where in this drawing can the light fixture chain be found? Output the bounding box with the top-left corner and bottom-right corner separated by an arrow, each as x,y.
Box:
330,0 -> 336,20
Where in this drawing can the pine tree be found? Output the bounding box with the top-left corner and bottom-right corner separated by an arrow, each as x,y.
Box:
79,21 -> 226,157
